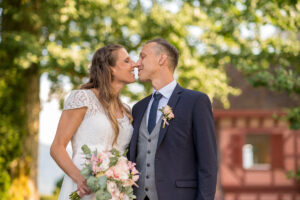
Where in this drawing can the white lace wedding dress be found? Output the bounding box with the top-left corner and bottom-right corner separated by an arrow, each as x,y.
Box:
58,89 -> 133,200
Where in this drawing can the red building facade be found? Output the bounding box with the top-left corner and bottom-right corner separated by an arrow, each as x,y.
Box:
214,110 -> 300,200
213,67 -> 300,200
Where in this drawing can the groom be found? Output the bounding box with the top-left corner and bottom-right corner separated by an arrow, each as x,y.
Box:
129,38 -> 217,200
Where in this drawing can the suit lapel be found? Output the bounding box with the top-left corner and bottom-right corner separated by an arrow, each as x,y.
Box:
157,84 -> 183,148
130,95 -> 151,161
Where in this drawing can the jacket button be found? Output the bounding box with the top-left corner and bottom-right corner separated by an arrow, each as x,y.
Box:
145,188 -> 149,191
147,150 -> 151,154
147,163 -> 150,167
148,139 -> 151,142
146,175 -> 149,179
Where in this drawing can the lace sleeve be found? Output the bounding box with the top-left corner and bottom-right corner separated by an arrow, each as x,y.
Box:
63,90 -> 89,110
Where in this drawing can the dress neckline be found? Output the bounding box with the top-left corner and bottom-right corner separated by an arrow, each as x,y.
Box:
86,89 -> 127,122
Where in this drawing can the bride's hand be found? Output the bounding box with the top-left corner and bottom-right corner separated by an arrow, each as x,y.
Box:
75,175 -> 91,197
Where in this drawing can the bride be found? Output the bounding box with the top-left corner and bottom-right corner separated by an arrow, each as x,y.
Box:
50,44 -> 136,199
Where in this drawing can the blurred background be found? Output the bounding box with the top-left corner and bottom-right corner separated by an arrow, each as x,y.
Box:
0,0 -> 300,199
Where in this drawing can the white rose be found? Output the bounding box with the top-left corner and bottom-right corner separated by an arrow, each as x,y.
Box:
101,157 -> 110,171
123,194 -> 130,200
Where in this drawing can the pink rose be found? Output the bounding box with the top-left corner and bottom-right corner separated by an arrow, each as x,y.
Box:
92,163 -> 102,174
132,174 -> 139,182
169,112 -> 174,119
114,157 -> 130,180
128,161 -> 136,170
163,105 -> 172,115
104,168 -> 115,178
91,154 -> 96,162
131,167 -> 138,175
120,193 -> 130,200
107,181 -> 120,200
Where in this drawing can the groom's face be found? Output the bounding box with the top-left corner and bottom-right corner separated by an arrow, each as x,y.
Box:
137,42 -> 160,82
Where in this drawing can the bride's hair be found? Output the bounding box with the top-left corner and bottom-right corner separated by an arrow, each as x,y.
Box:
81,44 -> 133,145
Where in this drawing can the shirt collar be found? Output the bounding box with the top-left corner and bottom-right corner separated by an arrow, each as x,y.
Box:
152,80 -> 177,99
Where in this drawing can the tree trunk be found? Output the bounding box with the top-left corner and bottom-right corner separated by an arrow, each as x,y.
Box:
23,65 -> 40,200
2,1 -> 42,199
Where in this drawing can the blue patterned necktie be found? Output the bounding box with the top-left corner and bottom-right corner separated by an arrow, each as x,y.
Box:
148,92 -> 163,134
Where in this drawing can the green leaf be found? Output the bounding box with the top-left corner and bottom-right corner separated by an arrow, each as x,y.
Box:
288,107 -> 300,130
123,186 -> 133,194
97,176 -> 107,190
81,144 -> 91,155
95,189 -> 112,200
80,167 -> 92,179
109,157 -> 119,167
110,148 -> 120,156
123,149 -> 128,157
87,176 -> 100,192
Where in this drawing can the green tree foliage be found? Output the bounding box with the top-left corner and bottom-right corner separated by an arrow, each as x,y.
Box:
183,0 -> 300,128
0,68 -> 27,199
41,0 -> 239,106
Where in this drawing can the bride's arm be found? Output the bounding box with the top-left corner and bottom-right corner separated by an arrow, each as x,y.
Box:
50,107 -> 90,196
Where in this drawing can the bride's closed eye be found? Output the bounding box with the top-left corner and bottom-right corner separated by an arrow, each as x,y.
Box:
124,58 -> 130,63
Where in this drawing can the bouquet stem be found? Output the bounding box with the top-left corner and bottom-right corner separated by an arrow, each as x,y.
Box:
69,191 -> 81,200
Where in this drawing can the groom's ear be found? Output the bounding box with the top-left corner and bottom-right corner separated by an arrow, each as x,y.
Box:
158,54 -> 168,65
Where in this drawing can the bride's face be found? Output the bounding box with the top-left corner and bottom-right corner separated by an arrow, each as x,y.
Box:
111,48 -> 136,84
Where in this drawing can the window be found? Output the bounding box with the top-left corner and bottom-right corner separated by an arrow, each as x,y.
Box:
243,134 -> 270,170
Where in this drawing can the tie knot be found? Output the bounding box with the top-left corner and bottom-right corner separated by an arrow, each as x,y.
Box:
153,92 -> 162,101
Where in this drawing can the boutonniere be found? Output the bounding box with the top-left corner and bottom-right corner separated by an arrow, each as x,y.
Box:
159,105 -> 175,128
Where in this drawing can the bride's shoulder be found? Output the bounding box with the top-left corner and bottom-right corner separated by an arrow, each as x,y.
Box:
63,89 -> 90,110
68,89 -> 88,95
66,89 -> 90,100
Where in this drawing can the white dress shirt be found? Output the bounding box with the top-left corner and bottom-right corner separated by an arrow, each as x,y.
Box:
146,80 -> 177,126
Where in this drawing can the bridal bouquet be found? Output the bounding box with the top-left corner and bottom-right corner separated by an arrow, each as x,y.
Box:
69,145 -> 139,200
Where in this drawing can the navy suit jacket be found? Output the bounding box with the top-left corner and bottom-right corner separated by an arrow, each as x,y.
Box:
128,84 -> 218,200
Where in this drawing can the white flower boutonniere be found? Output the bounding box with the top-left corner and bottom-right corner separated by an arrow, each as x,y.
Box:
159,105 -> 175,128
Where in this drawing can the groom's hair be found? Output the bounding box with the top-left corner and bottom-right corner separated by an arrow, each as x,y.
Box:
146,38 -> 179,71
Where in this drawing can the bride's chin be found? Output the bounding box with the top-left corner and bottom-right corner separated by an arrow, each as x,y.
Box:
128,76 -> 136,83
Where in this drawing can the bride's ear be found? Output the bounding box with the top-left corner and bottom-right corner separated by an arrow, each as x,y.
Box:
110,66 -> 116,75
158,54 -> 167,65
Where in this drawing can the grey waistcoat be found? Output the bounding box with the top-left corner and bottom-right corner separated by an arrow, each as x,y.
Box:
135,110 -> 162,200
